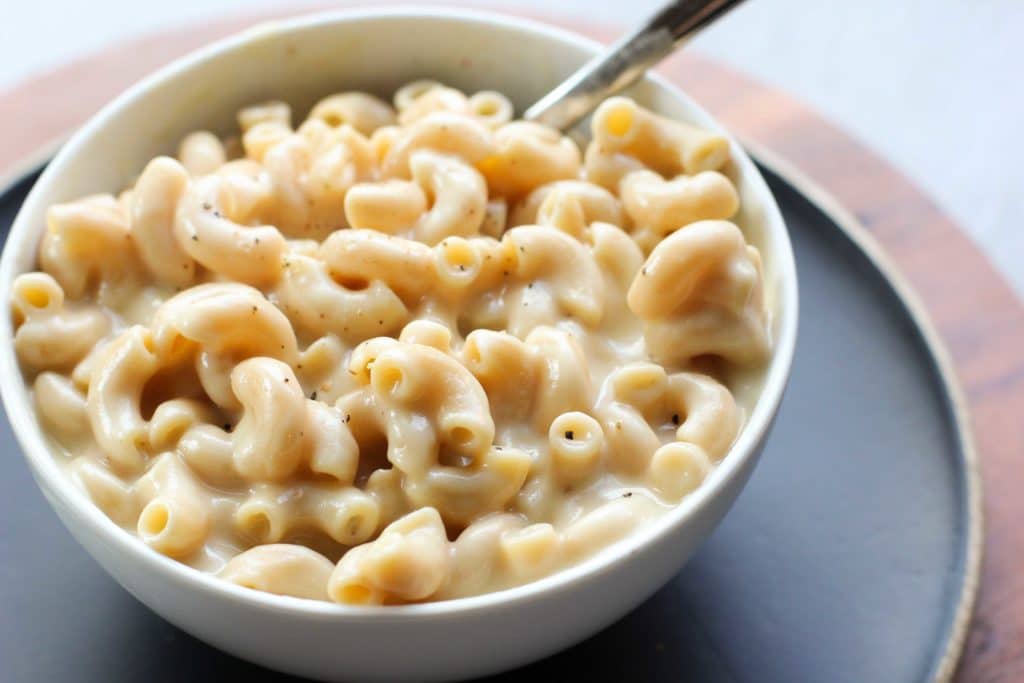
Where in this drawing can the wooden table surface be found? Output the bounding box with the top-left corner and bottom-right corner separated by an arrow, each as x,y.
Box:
1,8 -> 1021,682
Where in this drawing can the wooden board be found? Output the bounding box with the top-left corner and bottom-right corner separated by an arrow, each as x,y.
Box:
0,7 -> 1020,681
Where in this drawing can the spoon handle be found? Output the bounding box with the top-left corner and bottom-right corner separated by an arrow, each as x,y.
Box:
524,0 -> 747,131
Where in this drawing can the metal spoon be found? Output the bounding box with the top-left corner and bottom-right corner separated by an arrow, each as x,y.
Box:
524,0 -> 747,131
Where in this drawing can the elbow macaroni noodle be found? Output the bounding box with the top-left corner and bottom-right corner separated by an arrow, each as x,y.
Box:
11,82 -> 771,604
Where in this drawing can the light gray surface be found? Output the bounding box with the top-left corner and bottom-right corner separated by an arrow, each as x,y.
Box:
1,1 -> 1021,298
0,160 -> 974,682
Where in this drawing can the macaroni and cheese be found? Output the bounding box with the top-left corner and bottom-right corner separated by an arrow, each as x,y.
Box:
11,82 -> 770,604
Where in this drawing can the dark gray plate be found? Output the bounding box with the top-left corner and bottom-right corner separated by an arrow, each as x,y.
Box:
0,157 -> 979,683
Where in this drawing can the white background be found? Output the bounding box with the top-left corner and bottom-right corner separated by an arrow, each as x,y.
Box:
2,0 -> 1021,296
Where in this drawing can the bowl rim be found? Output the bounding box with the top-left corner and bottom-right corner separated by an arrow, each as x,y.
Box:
0,5 -> 798,619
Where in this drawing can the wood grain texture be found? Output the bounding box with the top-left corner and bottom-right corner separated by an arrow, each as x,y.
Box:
0,7 -> 1021,681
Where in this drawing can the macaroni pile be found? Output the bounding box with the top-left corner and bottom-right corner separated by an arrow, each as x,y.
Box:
11,82 -> 770,604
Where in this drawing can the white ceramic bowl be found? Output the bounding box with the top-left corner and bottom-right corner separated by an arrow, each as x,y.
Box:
0,7 -> 798,682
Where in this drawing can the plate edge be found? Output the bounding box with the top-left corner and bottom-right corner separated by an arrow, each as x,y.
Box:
0,136 -> 64,198
746,139 -> 984,683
